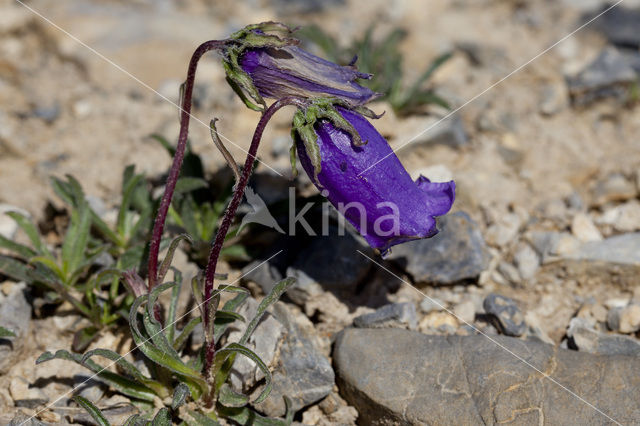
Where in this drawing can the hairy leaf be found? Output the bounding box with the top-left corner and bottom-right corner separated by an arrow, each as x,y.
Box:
37,350 -> 156,402
73,396 -> 110,426
171,382 -> 190,410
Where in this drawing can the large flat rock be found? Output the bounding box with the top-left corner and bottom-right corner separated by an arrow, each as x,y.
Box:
334,328 -> 640,425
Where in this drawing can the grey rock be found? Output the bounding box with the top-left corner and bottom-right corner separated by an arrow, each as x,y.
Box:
242,259 -> 283,295
567,47 -> 638,106
9,377 -> 48,408
226,298 -> 286,392
589,5 -> 640,49
514,243 -> 540,280
419,297 -> 445,313
32,103 -> 60,124
0,282 -> 31,374
538,83 -> 567,116
334,328 -> 640,425
388,212 -> 489,285
527,231 -> 562,263
456,41 -> 509,70
607,303 -> 640,333
497,260 -> 520,284
591,173 -> 638,206
286,232 -> 370,303
353,302 -> 417,330
254,303 -> 334,417
270,135 -> 291,158
567,232 -> 640,265
85,195 -> 108,218
568,317 -> 640,356
418,113 -> 469,149
8,414 -> 47,426
483,293 -> 526,337
74,375 -> 106,404
452,299 -> 476,324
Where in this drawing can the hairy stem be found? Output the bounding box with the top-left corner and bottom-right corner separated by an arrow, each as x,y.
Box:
147,40 -> 225,290
202,96 -> 305,380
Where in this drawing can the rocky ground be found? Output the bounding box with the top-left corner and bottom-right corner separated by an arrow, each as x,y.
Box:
1,0 -> 640,424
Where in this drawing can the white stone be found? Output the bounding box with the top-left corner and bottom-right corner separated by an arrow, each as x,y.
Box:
0,204 -> 30,240
411,164 -> 454,182
514,244 -> 540,280
453,300 -> 476,324
571,213 -> 603,242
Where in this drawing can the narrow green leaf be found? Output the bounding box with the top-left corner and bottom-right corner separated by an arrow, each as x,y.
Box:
129,294 -> 205,386
214,343 -> 273,404
82,348 -> 165,396
218,383 -> 249,408
174,177 -> 208,196
215,310 -> 245,323
72,326 -> 100,352
0,326 -> 16,338
62,199 -> 92,275
118,173 -> 145,237
150,134 -> 175,156
185,410 -> 221,426
0,235 -> 36,258
122,414 -> 144,426
171,383 -> 190,410
239,277 -> 295,346
6,212 -> 48,256
0,255 -> 32,283
144,282 -> 182,358
73,396 -> 110,426
37,350 -> 156,402
172,316 -> 202,352
214,292 -> 249,342
220,244 -> 250,262
151,407 -> 171,426
157,234 -> 191,285
409,52 -> 452,94
50,176 -> 75,207
30,256 -> 64,282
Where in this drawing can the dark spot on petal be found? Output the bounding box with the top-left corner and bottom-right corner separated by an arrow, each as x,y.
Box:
340,162 -> 347,172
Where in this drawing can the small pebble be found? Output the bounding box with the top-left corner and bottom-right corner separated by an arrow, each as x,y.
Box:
497,261 -> 520,284
353,303 -> 417,330
483,293 -> 526,337
419,297 -> 446,313
9,377 -> 48,408
453,300 -> 476,324
607,303 -> 640,334
571,213 -> 603,242
419,311 -> 458,334
514,244 -> 540,280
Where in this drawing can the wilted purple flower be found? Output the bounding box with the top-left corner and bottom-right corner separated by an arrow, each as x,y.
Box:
295,106 -> 455,254
239,45 -> 380,106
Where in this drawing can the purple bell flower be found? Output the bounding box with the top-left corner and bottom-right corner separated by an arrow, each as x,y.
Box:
295,106 -> 455,254
239,45 -> 380,106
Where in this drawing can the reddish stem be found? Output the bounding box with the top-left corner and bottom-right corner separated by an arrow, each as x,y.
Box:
202,96 -> 305,379
147,40 -> 225,290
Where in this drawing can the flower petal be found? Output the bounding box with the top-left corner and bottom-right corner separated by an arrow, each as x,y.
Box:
295,106 -> 455,253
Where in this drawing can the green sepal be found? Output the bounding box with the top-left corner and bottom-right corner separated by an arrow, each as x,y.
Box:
221,22 -> 298,111
290,97 -> 370,183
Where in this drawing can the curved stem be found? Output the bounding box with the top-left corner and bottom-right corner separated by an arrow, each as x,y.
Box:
147,39 -> 225,290
202,96 -> 305,379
